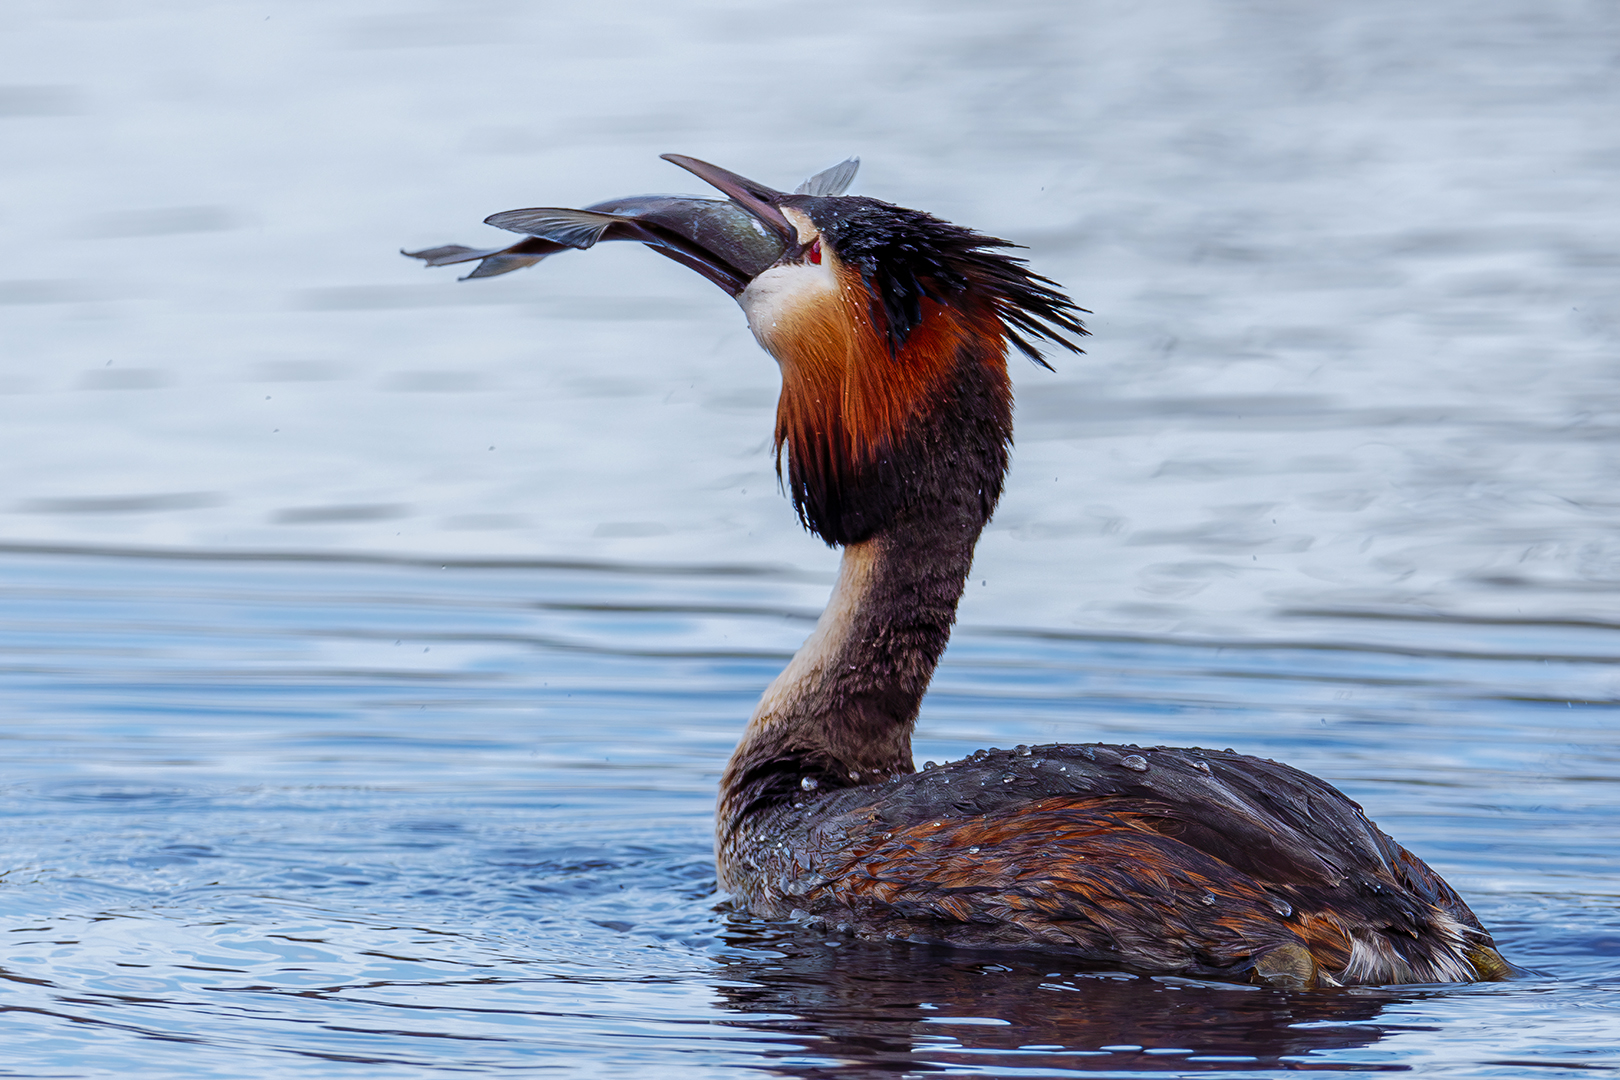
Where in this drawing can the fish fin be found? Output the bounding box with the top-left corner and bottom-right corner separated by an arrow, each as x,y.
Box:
402,244 -> 505,267
483,207 -> 626,249
460,254 -> 548,279
795,157 -> 859,197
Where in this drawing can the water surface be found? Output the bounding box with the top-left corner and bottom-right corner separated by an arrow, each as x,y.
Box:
3,548 -> 1616,1076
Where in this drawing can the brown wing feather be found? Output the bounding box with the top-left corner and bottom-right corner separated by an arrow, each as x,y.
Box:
800,800 -> 1315,975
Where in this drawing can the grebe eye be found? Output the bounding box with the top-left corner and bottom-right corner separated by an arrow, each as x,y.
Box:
807,238 -> 822,265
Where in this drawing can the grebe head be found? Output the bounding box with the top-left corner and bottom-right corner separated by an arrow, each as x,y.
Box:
657,155 -> 1089,546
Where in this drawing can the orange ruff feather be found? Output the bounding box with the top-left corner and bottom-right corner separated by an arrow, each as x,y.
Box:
771,262 -> 1006,483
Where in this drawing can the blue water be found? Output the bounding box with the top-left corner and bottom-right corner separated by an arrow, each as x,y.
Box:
2,548 -> 1616,1077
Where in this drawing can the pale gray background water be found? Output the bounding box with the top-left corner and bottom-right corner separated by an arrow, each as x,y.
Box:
2,1 -> 1618,1076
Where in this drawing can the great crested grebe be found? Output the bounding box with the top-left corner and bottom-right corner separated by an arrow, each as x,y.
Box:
408,154 -> 1508,987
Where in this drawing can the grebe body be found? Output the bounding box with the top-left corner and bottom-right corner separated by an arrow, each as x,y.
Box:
724,738 -> 1496,986
408,154 -> 1507,987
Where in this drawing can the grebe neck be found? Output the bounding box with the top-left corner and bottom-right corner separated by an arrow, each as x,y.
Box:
718,521 -> 979,841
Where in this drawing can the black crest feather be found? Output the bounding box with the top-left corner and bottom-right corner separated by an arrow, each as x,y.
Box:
784,196 -> 1089,366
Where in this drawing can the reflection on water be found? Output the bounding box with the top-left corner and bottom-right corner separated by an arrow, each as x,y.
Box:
1,548 -> 1616,1077
715,927 -> 1407,1074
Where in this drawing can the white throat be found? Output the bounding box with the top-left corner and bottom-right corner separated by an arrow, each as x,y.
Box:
738,260 -> 840,355
745,539 -> 878,734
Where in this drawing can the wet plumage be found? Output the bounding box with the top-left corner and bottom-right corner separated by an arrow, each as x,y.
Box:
727,743 -> 1501,985
408,153 -> 1507,987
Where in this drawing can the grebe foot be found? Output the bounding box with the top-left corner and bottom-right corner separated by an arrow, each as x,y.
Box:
1466,944 -> 1513,981
1251,943 -> 1318,989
